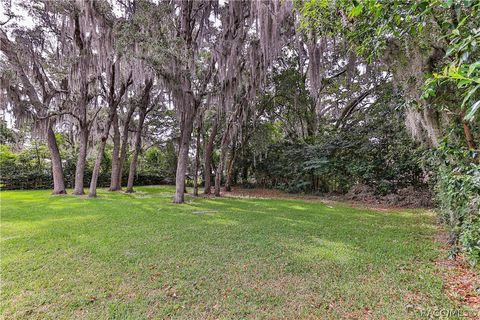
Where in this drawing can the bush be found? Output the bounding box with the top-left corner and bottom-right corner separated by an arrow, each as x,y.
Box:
1,172 -> 53,190
433,146 -> 480,265
0,143 -> 174,191
0,170 -> 169,190
251,102 -> 427,195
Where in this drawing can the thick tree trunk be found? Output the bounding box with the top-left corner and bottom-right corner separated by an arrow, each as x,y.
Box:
203,119 -> 218,194
73,125 -> 89,195
89,106 -> 117,197
126,80 -> 152,193
193,119 -> 202,196
46,123 -> 66,195
109,114 -> 121,191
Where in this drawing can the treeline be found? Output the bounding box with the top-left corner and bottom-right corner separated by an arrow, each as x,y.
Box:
0,145 -> 172,191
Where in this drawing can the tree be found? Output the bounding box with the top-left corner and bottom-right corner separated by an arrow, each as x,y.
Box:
61,0 -> 117,195
1,27 -> 67,195
88,62 -> 132,197
125,78 -> 153,193
109,100 -> 136,191
203,114 -> 218,194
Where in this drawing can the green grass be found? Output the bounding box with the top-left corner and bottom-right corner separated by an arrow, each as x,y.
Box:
1,186 -> 458,319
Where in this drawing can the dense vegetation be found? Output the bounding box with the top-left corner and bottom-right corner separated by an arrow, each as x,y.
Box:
0,123 -> 175,189
0,0 -> 479,267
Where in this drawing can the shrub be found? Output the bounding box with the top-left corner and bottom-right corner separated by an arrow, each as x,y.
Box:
433,146 -> 480,265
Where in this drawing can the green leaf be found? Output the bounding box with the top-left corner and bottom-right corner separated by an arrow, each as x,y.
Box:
394,14 -> 401,26
416,1 -> 429,11
441,0 -> 454,8
458,79 -> 471,88
465,100 -> 480,121
461,84 -> 480,108
424,86 -> 437,97
349,4 -> 363,17
467,62 -> 480,76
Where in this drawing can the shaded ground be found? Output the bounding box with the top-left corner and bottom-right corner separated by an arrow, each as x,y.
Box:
434,233 -> 480,319
1,186 -> 477,319
223,187 -> 428,210
226,187 -> 480,318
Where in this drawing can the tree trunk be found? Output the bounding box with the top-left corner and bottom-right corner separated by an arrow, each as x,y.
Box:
89,106 -> 117,197
214,136 -> 228,197
125,111 -> 145,193
173,122 -> 194,203
215,117 -> 237,197
73,125 -> 89,195
193,118 -> 202,196
112,104 -> 136,191
46,122 -> 66,195
463,120 -> 477,150
224,144 -> 236,192
203,119 -> 218,194
109,114 -> 120,191
126,80 -> 152,193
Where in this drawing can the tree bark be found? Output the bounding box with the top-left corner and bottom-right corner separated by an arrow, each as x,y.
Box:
193,117 -> 202,196
73,124 -> 89,195
214,133 -> 229,197
46,122 -> 66,195
125,111 -> 146,193
224,144 -> 236,192
463,120 -> 477,150
90,67 -> 131,197
203,119 -> 218,194
126,80 -> 152,193
173,121 -> 194,203
109,113 -> 121,191
88,107 -> 117,197
111,103 -> 136,191
214,110 -> 240,196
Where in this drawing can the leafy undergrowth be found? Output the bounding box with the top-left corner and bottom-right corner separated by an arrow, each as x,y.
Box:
0,186 -> 470,319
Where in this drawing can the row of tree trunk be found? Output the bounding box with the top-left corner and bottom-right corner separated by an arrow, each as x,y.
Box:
46,79 -> 153,197
198,109 -> 241,197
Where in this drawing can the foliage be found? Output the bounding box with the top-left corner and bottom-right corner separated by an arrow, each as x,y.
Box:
298,0 -> 480,266
253,92 -> 426,195
140,144 -> 177,180
431,143 -> 480,265
423,1 -> 480,122
0,143 -> 172,190
0,121 -> 16,145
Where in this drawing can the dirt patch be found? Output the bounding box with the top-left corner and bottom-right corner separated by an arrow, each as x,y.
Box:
345,184 -> 432,208
437,259 -> 480,319
345,184 -> 377,203
435,232 -> 480,319
218,186 -> 430,211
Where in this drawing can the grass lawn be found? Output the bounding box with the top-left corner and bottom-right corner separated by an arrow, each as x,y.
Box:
1,186 -> 459,319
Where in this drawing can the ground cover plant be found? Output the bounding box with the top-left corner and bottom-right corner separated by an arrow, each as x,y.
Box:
0,186 -> 471,319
